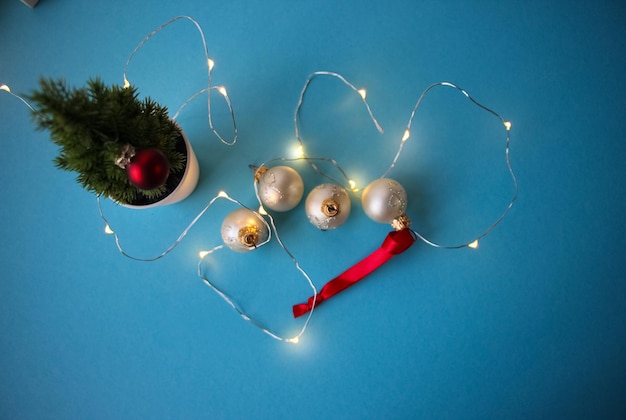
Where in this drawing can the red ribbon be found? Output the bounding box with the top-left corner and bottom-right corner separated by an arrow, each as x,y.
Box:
292,228 -> 416,318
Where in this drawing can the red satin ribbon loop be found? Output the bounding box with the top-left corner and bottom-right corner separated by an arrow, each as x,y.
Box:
292,228 -> 415,318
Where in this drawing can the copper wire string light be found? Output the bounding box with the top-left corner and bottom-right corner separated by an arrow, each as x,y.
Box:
292,72 -> 518,248
383,81 -> 518,249
123,15 -> 237,146
100,188 -> 317,343
0,84 -> 38,113
1,16 -> 517,343
117,16 -> 318,343
197,196 -> 318,344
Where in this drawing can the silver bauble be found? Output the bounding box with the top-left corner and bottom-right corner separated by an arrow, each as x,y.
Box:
257,166 -> 304,212
361,178 -> 408,223
305,183 -> 351,230
221,208 -> 269,252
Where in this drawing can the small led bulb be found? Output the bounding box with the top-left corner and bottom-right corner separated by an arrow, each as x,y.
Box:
290,143 -> 304,158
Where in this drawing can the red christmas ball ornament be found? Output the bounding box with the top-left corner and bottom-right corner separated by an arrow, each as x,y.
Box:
126,148 -> 170,190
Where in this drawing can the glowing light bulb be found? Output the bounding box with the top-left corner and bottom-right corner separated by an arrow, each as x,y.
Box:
348,179 -> 357,191
358,89 -> 367,100
287,336 -> 300,344
104,224 -> 114,235
217,190 -> 229,198
199,250 -> 210,258
208,58 -> 215,71
402,129 -> 410,142
258,206 -> 268,216
123,78 -> 130,89
504,121 -> 512,131
468,240 -> 479,249
217,86 -> 228,97
290,143 -> 304,158
0,84 -> 10,93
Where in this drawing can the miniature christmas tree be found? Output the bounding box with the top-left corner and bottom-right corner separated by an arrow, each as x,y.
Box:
28,77 -> 186,205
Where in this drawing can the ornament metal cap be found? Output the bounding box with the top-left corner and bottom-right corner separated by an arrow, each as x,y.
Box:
321,198 -> 340,217
391,214 -> 411,231
238,226 -> 260,248
250,164 -> 268,182
114,144 -> 136,169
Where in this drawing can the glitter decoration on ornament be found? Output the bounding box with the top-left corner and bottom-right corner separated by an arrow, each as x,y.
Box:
305,183 -> 352,230
255,165 -> 305,212
360,178 -> 408,224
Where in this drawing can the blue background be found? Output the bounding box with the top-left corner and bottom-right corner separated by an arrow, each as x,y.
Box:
1,0 -> 625,418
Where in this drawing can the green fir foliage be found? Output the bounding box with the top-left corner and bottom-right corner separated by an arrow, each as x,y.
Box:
27,77 -> 185,204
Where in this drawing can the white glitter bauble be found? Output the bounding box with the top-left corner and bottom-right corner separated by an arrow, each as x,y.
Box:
221,208 -> 269,252
257,166 -> 304,212
305,183 -> 351,230
361,178 -> 408,223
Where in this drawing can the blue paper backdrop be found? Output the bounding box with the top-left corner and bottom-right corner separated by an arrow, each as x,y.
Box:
1,0 -> 625,418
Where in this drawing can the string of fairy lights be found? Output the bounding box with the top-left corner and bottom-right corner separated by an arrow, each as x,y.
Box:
2,15 -> 517,344
122,15 -> 238,146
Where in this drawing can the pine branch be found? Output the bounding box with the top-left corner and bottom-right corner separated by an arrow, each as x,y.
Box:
27,77 -> 186,204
